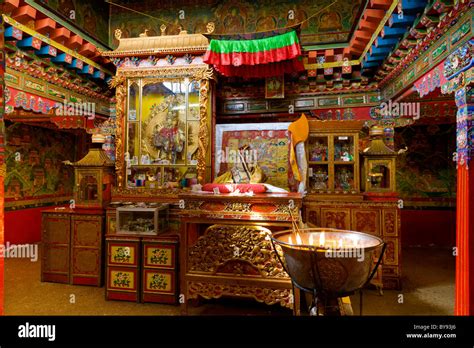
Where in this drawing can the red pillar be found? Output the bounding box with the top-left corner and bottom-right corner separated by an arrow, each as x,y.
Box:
454,86 -> 474,315
0,9 -> 5,316
455,164 -> 473,315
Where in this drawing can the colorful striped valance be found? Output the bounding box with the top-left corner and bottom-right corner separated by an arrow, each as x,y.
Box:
204,29 -> 304,78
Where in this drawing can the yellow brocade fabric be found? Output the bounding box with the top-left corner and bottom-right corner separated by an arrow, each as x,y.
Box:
250,165 -> 266,183
288,113 -> 309,181
213,171 -> 234,184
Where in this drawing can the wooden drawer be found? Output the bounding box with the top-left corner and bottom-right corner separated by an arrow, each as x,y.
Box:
107,267 -> 138,292
107,239 -> 140,267
143,242 -> 176,269
141,269 -> 177,304
106,266 -> 139,302
142,269 -> 176,294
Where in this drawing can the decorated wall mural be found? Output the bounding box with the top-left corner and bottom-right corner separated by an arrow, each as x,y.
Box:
34,0 -> 110,46
394,124 -> 456,208
109,0 -> 363,47
4,123 -> 77,210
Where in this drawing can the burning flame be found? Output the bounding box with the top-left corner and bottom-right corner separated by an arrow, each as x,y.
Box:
288,235 -> 293,244
309,233 -> 313,246
319,232 -> 326,247
295,232 -> 303,245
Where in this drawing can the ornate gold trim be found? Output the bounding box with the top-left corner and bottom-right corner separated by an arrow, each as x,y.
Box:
187,281 -> 293,309
102,31 -> 209,58
117,65 -> 211,79
197,78 -> 210,183
108,76 -> 127,188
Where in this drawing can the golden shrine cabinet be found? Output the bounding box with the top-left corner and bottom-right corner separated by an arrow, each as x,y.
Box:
304,121 -> 401,290
41,209 -> 104,286
98,29 -> 215,303
103,29 -> 214,194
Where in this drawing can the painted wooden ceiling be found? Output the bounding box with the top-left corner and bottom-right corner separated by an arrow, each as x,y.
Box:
2,0 -> 459,92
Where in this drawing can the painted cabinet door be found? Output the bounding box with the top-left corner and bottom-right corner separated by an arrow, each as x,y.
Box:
41,213 -> 71,284
70,214 -> 103,286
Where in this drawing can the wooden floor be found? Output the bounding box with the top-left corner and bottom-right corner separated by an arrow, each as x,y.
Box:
4,247 -> 454,315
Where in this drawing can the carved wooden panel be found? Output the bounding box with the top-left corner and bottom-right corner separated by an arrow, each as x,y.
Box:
383,237 -> 399,266
305,206 -> 320,226
187,281 -> 293,309
382,209 -> 398,237
382,265 -> 400,277
351,209 -> 380,236
302,201 -> 401,290
188,224 -> 288,279
320,208 -> 351,230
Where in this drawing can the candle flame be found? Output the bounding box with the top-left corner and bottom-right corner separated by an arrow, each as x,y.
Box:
288,235 -> 293,245
338,238 -> 343,249
319,232 -> 326,247
309,233 -> 314,246
295,232 -> 303,245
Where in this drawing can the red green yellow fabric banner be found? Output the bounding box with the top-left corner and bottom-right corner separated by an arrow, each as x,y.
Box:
204,30 -> 304,78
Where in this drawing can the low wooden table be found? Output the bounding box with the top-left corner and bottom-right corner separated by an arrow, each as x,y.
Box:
178,192 -> 302,314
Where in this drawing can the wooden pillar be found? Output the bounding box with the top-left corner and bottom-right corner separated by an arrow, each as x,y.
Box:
454,86 -> 474,315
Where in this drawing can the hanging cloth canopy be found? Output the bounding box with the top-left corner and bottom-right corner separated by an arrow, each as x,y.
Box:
203,27 -> 304,78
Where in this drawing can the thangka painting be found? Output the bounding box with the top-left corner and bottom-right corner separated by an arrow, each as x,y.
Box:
4,123 -> 76,209
215,123 -> 295,190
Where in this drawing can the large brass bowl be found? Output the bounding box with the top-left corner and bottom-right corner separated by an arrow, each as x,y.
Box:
271,228 -> 384,296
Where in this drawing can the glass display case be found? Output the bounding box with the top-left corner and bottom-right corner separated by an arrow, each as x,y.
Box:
306,123 -> 360,195
125,78 -> 201,189
116,204 -> 169,235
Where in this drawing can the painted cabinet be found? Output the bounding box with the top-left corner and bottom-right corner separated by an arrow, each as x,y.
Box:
105,234 -> 179,304
41,209 -> 104,286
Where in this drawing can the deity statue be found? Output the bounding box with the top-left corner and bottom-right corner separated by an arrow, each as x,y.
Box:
153,110 -> 185,164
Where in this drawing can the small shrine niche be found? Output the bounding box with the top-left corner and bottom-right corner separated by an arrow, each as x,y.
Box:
362,126 -> 397,194
70,134 -> 115,209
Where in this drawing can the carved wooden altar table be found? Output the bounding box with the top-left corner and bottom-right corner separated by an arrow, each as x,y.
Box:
178,192 -> 303,313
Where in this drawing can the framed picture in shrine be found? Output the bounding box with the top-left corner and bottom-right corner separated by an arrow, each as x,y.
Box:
265,76 -> 285,99
214,123 -> 296,190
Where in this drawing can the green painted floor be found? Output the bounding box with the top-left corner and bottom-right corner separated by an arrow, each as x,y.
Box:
4,246 -> 454,316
